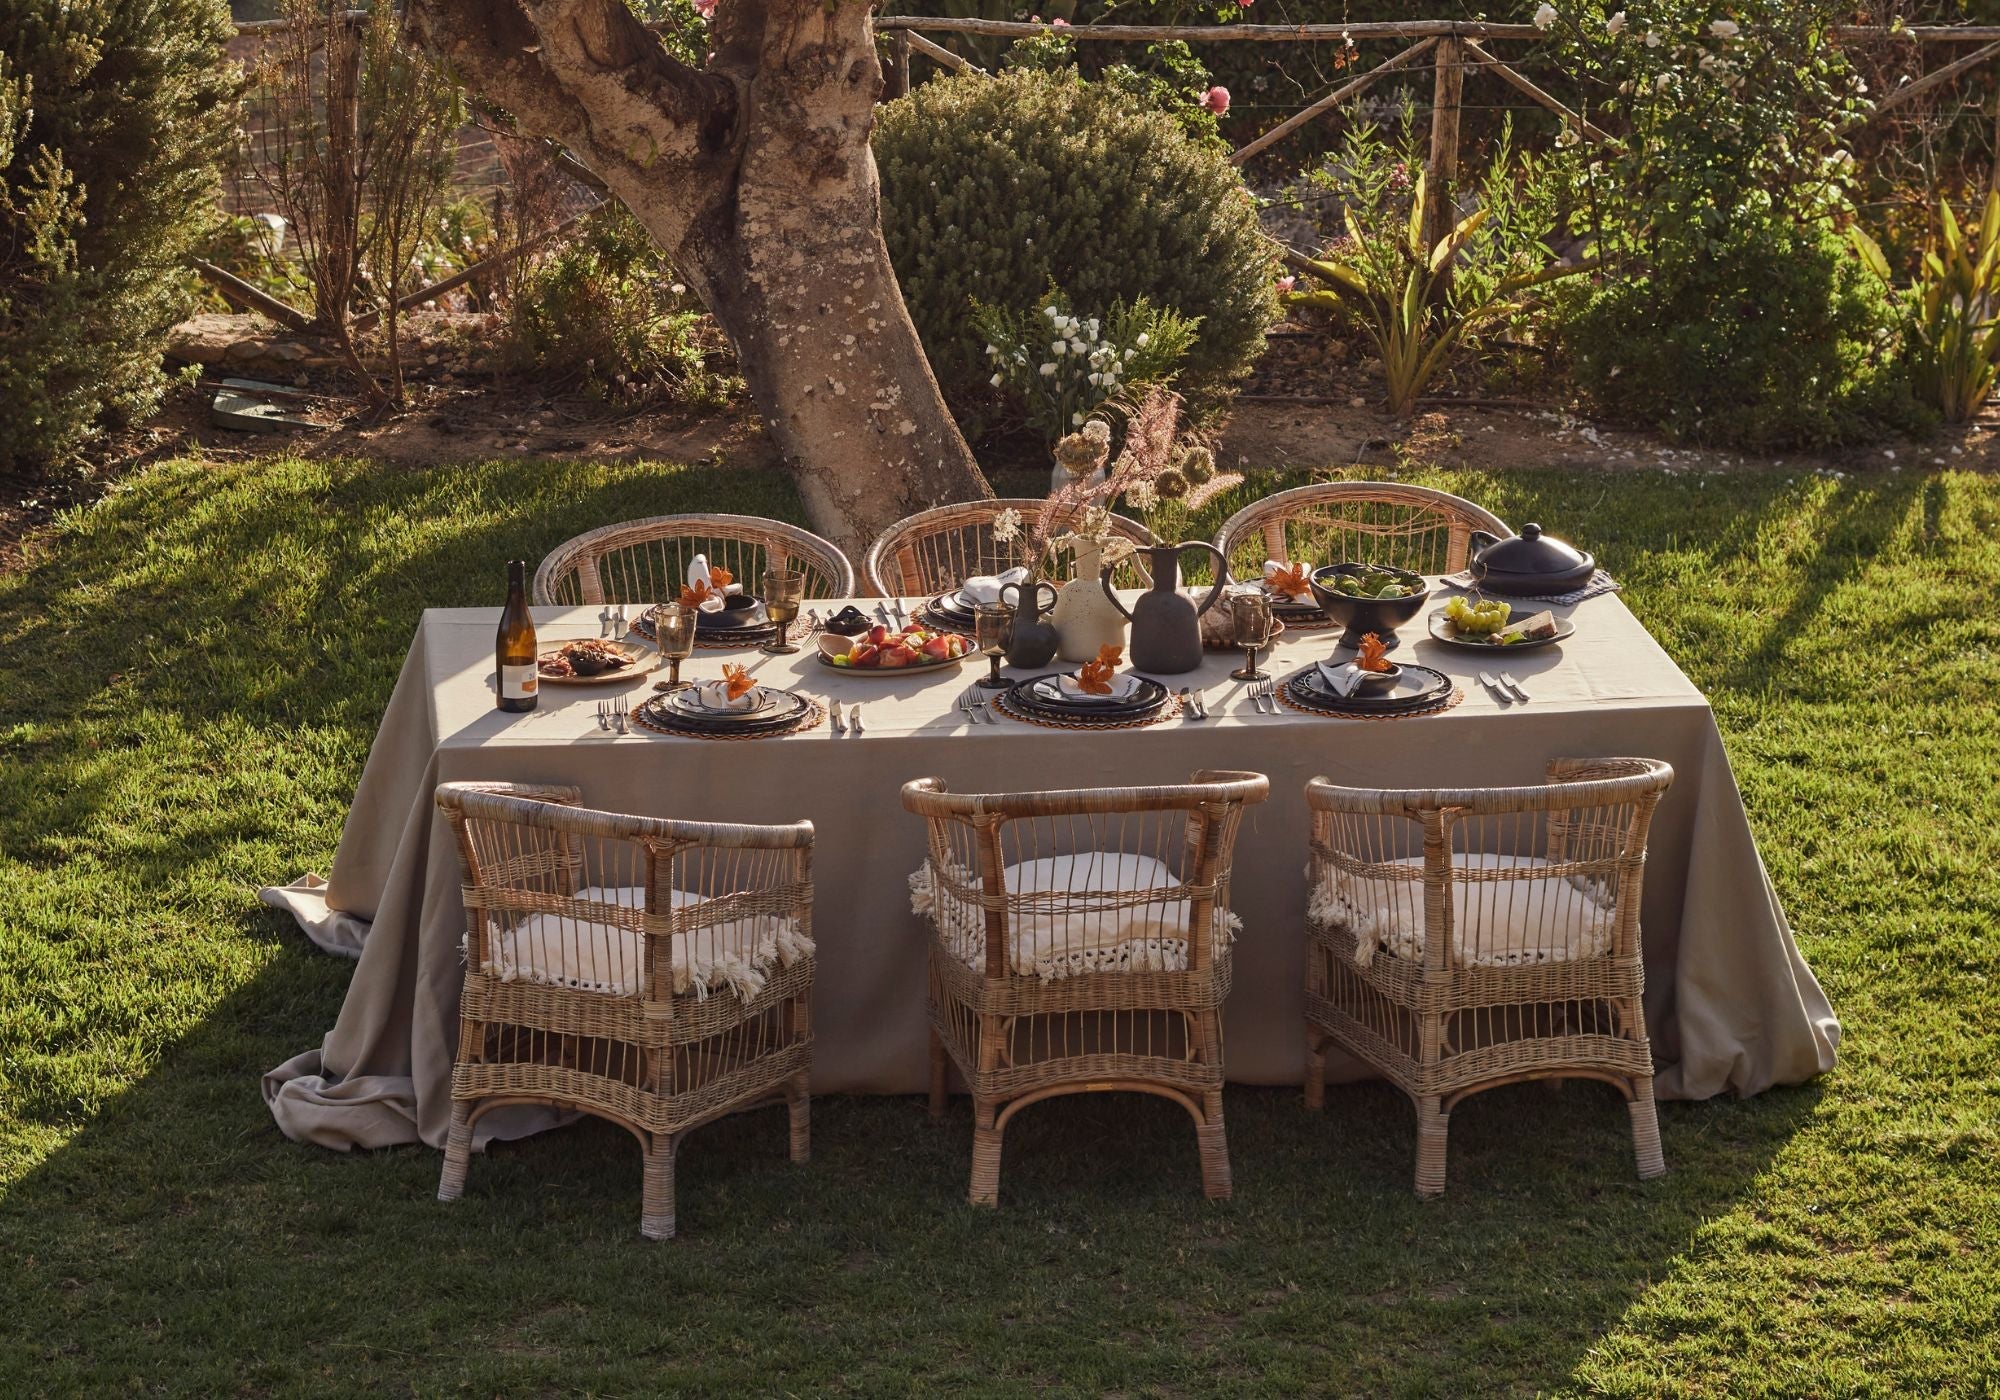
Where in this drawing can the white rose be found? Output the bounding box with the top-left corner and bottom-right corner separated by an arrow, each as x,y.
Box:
1654,72 -> 1671,93
1072,413 -> 1085,426
1044,305 -> 1061,321
1087,372 -> 1101,386
1123,347 -> 1136,361
1135,332 -> 1150,347
1533,3 -> 1557,30
1645,29 -> 1661,46
1039,362 -> 1057,377
1709,18 -> 1738,37
1086,318 -> 1100,337
990,372 -> 1004,387
985,343 -> 999,357
1606,11 -> 1626,35
1069,339 -> 1085,355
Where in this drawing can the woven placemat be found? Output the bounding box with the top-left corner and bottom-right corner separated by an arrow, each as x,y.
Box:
990,688 -> 1183,731
915,605 -> 977,636
630,694 -> 825,740
1273,676 -> 1464,722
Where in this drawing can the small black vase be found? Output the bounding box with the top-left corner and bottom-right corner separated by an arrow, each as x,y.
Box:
1000,579 -> 1061,669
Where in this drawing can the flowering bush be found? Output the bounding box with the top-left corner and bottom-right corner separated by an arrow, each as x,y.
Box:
971,291 -> 1195,446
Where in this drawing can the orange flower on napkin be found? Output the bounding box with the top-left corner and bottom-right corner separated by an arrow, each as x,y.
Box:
1356,633 -> 1392,672
721,662 -> 757,702
1078,645 -> 1122,695
708,564 -> 734,590
679,579 -> 715,609
1265,562 -> 1312,598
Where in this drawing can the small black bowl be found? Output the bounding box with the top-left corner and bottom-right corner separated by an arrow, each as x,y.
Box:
695,593 -> 770,632
822,604 -> 874,636
1307,564 -> 1432,651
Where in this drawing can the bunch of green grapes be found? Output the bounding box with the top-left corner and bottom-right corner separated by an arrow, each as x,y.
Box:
1445,595 -> 1511,636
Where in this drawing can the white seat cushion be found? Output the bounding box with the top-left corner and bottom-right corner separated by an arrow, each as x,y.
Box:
1309,853 -> 1614,969
475,885 -> 811,1002
910,851 -> 1238,981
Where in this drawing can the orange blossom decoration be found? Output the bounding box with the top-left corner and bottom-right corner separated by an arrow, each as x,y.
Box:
1078,644 -> 1122,695
708,564 -> 734,590
721,662 -> 757,702
1267,563 -> 1312,598
679,579 -> 715,609
1356,633 -> 1393,672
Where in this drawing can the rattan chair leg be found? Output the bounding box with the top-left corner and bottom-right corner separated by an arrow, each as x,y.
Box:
785,1075 -> 812,1165
1413,1095 -> 1451,1199
1303,1028 -> 1328,1112
640,1133 -> 678,1241
1197,1091 -> 1233,1200
437,1100 -> 473,1203
1628,1078 -> 1667,1180
928,1027 -> 949,1122
969,1108 -> 1004,1208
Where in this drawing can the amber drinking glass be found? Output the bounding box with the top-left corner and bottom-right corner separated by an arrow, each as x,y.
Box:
761,569 -> 805,655
1229,591 -> 1275,682
974,602 -> 1012,689
653,602 -> 697,686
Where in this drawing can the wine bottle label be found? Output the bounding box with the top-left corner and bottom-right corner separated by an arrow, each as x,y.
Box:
499,663 -> 539,700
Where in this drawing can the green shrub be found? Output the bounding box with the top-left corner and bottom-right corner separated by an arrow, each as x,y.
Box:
1565,222 -> 1924,452
874,68 -> 1276,436
0,0 -> 235,480
506,206 -> 724,407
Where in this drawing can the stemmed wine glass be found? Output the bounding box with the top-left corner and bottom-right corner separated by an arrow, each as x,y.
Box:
1229,591 -> 1275,683
761,568 -> 805,655
652,601 -> 696,687
974,602 -> 1012,689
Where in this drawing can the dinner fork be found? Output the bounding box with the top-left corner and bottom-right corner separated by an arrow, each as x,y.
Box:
957,687 -> 985,727
612,696 -> 629,734
1254,678 -> 1278,714
596,700 -> 608,730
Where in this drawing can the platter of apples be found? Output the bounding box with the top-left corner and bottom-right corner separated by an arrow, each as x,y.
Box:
817,623 -> 970,674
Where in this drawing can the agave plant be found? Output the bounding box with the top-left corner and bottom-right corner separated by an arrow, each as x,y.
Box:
1851,194 -> 2000,425
1288,171 -> 1589,417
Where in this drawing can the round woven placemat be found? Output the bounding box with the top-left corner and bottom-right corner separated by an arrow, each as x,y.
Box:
630,694 -> 825,740
633,611 -> 822,652
990,687 -> 1183,731
1273,675 -> 1464,722
914,604 -> 977,636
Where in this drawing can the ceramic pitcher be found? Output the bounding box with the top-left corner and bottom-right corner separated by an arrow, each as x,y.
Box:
1100,541 -> 1228,675
1052,539 -> 1129,663
999,578 -> 1061,669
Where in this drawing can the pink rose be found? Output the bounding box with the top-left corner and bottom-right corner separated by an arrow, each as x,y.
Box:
1238,0 -> 1254,6
1202,85 -> 1230,115
1275,275 -> 1296,293
1051,15 -> 1068,24
693,0 -> 715,16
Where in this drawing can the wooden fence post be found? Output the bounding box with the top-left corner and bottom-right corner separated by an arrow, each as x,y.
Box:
1424,35 -> 1465,256
887,30 -> 912,100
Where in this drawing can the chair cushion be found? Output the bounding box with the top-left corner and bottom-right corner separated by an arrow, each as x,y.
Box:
910,851 -> 1238,981
1308,853 -> 1614,969
475,886 -> 811,1001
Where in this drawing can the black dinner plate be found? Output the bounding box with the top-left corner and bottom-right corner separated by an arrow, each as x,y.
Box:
660,686 -> 797,724
1287,663 -> 1453,715
641,690 -> 808,734
1008,673 -> 1169,720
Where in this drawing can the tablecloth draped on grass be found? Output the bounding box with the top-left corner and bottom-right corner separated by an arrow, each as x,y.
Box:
262,598 -> 1840,1152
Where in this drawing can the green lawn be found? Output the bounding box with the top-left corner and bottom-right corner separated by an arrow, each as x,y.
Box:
2,455 -> 1996,1396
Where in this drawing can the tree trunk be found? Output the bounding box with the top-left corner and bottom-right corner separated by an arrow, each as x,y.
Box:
405,0 -> 990,558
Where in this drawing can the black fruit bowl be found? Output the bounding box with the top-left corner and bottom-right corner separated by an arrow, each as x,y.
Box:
695,594 -> 770,631
1307,564 -> 1431,652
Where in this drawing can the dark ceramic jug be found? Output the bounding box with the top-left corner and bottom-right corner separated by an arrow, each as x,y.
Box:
999,579 -> 1061,669
1101,542 -> 1228,675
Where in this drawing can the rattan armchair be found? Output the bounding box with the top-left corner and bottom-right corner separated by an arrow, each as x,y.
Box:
1303,758 -> 1674,1196
1212,482 -> 1510,583
434,782 -> 815,1240
902,770 -> 1270,1206
534,513 -> 855,605
863,499 -> 1156,598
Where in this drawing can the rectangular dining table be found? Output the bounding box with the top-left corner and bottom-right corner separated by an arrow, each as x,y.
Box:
262,590 -> 1840,1152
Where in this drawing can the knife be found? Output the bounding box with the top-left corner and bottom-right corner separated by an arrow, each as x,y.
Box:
1478,670 -> 1512,704
1500,671 -> 1530,703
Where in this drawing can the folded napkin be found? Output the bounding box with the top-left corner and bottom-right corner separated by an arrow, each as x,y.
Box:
957,566 -> 1029,607
1316,659 -> 1369,698
679,579 -> 728,613
1441,568 -> 1619,606
1263,559 -> 1315,598
1056,671 -> 1142,703
696,664 -> 761,711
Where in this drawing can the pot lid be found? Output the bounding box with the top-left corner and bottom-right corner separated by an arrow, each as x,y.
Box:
1474,523 -> 1591,577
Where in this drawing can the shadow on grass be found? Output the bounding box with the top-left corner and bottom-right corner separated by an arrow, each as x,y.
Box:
0,960 -> 1827,1393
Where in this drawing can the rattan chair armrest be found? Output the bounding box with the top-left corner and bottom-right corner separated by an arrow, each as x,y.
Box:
439,783 -> 814,850
902,771 -> 1269,821
1305,759 -> 1672,818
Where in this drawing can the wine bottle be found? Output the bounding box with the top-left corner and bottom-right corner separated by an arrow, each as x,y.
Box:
496,560 -> 539,712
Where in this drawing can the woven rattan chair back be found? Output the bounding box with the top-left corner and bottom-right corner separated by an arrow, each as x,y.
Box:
433,781 -> 815,1240
534,513 -> 855,606
863,499 -> 1155,598
1302,758 -> 1673,1196
902,769 -> 1270,1205
1212,482 -> 1510,583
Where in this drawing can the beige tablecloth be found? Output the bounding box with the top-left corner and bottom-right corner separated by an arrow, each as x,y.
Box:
263,594 -> 1840,1151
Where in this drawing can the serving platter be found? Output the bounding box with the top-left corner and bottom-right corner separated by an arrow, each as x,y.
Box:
535,640 -> 654,685
1427,611 -> 1574,652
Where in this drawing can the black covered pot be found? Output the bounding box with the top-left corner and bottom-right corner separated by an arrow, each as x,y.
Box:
1467,523 -> 1596,596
